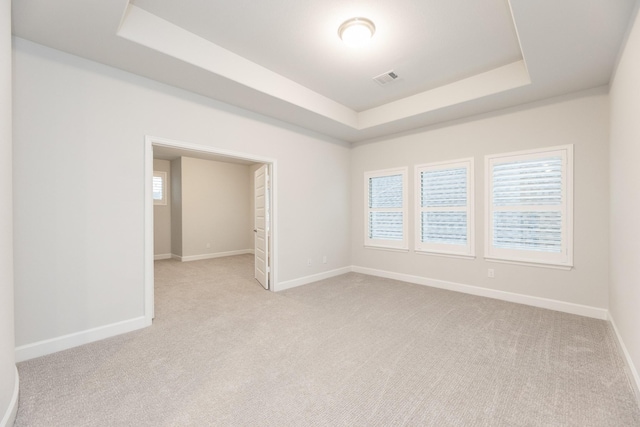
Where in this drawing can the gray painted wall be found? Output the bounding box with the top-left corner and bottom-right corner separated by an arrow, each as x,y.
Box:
1,1 -> 17,424
170,158 -> 183,257
12,38 -> 351,348
180,156 -> 252,258
351,88 -> 610,309
610,7 -> 640,394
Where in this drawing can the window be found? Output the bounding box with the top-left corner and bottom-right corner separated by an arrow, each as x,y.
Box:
364,168 -> 408,250
153,171 -> 167,205
415,159 -> 474,257
485,145 -> 573,268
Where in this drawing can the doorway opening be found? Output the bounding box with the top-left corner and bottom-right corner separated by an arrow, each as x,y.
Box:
144,136 -> 277,322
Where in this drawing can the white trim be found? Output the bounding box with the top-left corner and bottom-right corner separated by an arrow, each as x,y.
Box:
608,313 -> 640,405
275,267 -> 352,292
0,367 -> 19,427
268,162 -> 278,289
485,257 -> 572,271
15,316 -> 150,362
154,253 -> 172,260
149,136 -> 277,165
145,135 -> 280,326
350,265 -> 608,320
363,246 -> 409,253
416,251 -> 476,261
174,249 -> 253,262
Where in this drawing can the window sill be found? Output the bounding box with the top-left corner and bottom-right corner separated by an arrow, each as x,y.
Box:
416,250 -> 475,260
485,257 -> 573,271
364,245 -> 409,253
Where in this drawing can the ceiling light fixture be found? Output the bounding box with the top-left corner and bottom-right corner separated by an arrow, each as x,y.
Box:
338,17 -> 376,48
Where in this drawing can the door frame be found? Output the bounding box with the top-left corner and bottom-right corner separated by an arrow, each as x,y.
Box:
144,135 -> 278,322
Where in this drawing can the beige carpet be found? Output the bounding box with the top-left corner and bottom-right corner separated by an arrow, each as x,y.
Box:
14,255 -> 640,426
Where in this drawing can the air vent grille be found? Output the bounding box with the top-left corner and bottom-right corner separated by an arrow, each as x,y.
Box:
373,70 -> 399,86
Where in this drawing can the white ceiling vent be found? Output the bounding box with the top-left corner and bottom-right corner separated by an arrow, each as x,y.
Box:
373,70 -> 399,86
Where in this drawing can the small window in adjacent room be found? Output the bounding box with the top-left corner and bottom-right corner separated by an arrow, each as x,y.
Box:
364,167 -> 408,250
485,145 -> 573,268
415,158 -> 474,257
153,171 -> 167,205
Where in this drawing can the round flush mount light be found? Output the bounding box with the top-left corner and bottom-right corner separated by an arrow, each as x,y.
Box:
338,17 -> 376,48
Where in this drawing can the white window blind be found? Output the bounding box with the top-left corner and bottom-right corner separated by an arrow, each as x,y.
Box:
416,159 -> 474,257
485,145 -> 573,267
364,168 -> 408,250
492,157 -> 562,252
153,171 -> 167,205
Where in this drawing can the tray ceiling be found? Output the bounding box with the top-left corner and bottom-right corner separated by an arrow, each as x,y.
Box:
11,0 -> 638,142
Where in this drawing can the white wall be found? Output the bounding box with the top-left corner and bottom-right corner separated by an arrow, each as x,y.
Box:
180,156 -> 252,258
12,38 -> 351,353
1,2 -> 18,425
153,159 -> 171,257
609,7 -> 640,393
352,88 -> 610,313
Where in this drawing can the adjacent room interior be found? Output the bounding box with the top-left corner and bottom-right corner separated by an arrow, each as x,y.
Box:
2,0 -> 640,425
151,143 -> 273,301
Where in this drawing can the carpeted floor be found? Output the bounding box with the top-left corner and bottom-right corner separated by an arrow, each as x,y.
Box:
14,255 -> 640,426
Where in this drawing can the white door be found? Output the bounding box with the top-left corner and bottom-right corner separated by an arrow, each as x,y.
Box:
254,165 -> 269,289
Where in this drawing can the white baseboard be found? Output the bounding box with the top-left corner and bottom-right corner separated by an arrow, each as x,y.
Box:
608,313 -> 640,405
15,316 -> 151,362
154,253 -> 172,260
351,266 -> 608,320
0,367 -> 18,427
276,267 -> 352,292
175,249 -> 253,262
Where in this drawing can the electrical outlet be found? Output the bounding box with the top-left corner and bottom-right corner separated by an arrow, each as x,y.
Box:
307,259 -> 312,266
206,243 -> 211,248
488,268 -> 495,278
322,255 -> 327,264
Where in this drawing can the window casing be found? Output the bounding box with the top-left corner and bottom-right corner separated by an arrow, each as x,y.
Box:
485,145 -> 573,268
415,159 -> 474,257
153,171 -> 167,205
364,168 -> 408,250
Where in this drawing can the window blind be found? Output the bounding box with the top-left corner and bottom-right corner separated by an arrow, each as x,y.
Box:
369,174 -> 403,208
420,167 -> 468,246
421,168 -> 467,207
421,212 -> 467,244
152,175 -> 164,201
492,157 -> 562,253
368,174 -> 403,241
492,157 -> 562,206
